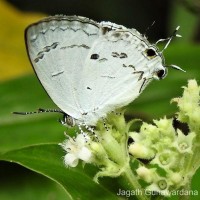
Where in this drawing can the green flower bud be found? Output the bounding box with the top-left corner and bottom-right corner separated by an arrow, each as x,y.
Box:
136,166 -> 156,183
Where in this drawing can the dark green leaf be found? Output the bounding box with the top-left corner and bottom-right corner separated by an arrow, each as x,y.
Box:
0,144 -> 120,200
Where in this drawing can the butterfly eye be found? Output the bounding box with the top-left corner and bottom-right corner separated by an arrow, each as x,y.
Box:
156,69 -> 167,79
145,48 -> 157,58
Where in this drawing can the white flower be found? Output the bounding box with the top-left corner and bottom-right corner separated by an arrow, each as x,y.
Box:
60,134 -> 93,167
136,166 -> 156,183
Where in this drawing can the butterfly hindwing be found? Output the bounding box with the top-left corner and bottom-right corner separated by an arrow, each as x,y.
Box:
25,16 -> 101,120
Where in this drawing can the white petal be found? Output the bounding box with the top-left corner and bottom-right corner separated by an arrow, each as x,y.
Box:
60,138 -> 73,152
76,134 -> 87,146
78,147 -> 92,162
64,153 -> 79,167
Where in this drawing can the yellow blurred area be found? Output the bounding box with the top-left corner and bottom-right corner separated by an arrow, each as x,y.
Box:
0,0 -> 46,81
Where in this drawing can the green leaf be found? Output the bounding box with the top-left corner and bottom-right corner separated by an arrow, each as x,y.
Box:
0,161 -> 69,200
0,144 -> 120,200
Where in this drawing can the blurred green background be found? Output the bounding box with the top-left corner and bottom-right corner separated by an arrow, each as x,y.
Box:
0,0 -> 200,199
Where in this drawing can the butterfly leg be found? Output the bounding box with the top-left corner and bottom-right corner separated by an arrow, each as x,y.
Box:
85,124 -> 99,141
59,114 -> 67,125
111,110 -> 122,116
79,122 -> 99,141
102,117 -> 109,132
78,124 -> 90,142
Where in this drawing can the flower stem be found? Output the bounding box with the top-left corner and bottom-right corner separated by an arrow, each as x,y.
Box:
178,182 -> 191,200
122,165 -> 149,200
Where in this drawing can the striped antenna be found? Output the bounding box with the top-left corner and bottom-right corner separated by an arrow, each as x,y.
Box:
167,64 -> 186,72
13,108 -> 65,115
156,26 -> 182,52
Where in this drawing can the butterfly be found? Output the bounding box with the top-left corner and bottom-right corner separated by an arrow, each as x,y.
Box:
14,15 -> 184,127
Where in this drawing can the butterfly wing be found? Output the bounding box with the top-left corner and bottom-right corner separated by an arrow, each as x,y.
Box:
25,16 -> 101,120
26,16 -> 165,125
77,23 -> 165,124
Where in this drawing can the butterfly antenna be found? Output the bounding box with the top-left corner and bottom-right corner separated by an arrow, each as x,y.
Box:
143,20 -> 156,38
13,108 -> 65,115
156,26 -> 182,52
166,64 -> 186,72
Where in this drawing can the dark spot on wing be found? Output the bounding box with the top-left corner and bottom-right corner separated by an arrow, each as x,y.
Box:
90,54 -> 99,60
99,58 -> 108,62
123,64 -> 136,71
112,52 -> 127,59
112,52 -> 119,58
34,52 -> 44,63
60,44 -> 90,49
52,42 -> 59,49
145,48 -> 157,58
52,71 -> 64,77
133,71 -> 144,81
43,46 -> 51,52
124,33 -> 131,38
87,86 -> 92,90
119,53 -> 127,58
101,75 -> 116,79
102,27 -> 112,35
112,32 -> 121,37
156,69 -> 166,79
34,42 -> 59,63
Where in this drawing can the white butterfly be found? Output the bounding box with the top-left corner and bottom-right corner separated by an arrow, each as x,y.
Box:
16,15 -> 184,127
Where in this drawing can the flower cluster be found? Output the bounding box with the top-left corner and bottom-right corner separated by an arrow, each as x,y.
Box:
61,80 -> 200,198
128,80 -> 200,194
